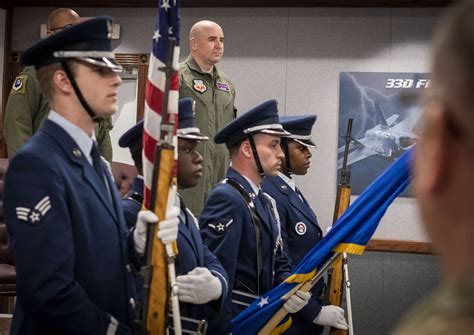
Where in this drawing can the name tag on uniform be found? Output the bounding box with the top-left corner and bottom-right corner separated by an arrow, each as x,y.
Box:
216,82 -> 230,92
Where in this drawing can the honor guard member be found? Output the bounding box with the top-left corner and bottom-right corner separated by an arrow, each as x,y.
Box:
175,97 -> 229,334
118,122 -> 145,229
116,98 -> 229,334
3,17 -> 179,334
199,100 -> 312,333
262,115 -> 348,334
4,8 -> 114,162
179,20 -> 237,215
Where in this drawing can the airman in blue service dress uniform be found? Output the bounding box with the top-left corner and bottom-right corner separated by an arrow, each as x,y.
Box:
3,17 -> 180,335
118,122 -> 145,229
117,98 -> 229,334
199,100 -> 312,333
262,115 -> 348,334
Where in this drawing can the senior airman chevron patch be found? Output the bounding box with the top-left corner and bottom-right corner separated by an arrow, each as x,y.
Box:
16,196 -> 52,224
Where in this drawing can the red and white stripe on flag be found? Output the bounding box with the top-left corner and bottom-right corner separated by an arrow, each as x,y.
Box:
142,0 -> 180,209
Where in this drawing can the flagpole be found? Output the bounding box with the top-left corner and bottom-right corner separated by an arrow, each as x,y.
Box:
342,254 -> 354,335
141,0 -> 182,328
328,118 -> 353,335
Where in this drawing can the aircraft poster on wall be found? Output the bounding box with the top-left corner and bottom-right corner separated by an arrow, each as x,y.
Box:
338,71 -> 429,197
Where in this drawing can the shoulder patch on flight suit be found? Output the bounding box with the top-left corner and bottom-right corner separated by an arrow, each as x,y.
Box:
208,219 -> 233,234
10,75 -> 28,95
216,82 -> 230,92
192,79 -> 207,93
16,196 -> 52,225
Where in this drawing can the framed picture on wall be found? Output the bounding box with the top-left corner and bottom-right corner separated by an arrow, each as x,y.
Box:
338,71 -> 429,197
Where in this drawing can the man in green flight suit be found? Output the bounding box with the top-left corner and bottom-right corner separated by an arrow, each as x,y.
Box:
179,20 -> 237,214
4,8 -> 114,162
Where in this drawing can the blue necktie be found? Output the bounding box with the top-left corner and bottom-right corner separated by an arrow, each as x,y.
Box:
295,187 -> 305,202
90,144 -> 106,187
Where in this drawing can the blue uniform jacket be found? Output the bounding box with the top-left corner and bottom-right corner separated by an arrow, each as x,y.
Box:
176,196 -> 229,327
121,177 -> 144,229
4,120 -> 139,335
120,184 -> 229,330
199,168 -> 293,331
262,175 -> 324,334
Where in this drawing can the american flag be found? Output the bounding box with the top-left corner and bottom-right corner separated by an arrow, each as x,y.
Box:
142,0 -> 180,208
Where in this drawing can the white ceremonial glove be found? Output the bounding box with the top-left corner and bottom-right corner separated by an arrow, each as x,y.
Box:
133,206 -> 180,255
313,305 -> 348,330
133,210 -> 159,255
176,267 -> 222,304
157,206 -> 180,245
283,290 -> 311,314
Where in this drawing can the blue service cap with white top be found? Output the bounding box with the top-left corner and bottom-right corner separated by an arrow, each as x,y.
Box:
280,115 -> 317,148
178,98 -> 209,141
21,16 -> 122,72
214,99 -> 289,146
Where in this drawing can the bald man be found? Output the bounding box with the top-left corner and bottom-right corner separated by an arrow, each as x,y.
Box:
392,2 -> 474,334
46,8 -> 80,35
4,8 -> 114,162
179,20 -> 237,215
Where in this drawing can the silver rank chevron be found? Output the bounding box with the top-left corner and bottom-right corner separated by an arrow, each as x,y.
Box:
16,196 -> 52,224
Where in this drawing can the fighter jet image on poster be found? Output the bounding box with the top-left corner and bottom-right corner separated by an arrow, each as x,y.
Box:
337,102 -> 418,169
338,72 -> 428,197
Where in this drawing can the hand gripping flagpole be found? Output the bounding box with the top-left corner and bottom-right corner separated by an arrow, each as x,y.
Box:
257,253 -> 340,334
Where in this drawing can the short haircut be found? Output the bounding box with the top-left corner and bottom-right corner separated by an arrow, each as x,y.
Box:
36,60 -> 77,102
227,139 -> 243,157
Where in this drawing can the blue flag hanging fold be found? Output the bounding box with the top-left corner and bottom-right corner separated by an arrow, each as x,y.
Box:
232,147 -> 414,334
